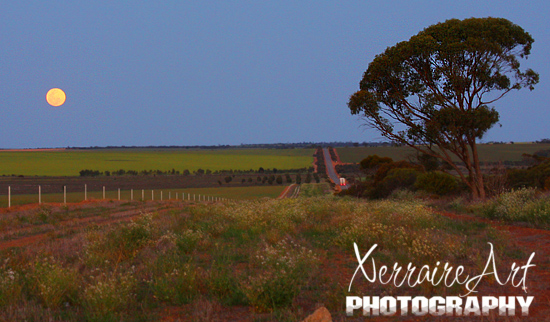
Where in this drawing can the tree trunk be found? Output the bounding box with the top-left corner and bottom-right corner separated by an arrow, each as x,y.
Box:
470,141 -> 486,200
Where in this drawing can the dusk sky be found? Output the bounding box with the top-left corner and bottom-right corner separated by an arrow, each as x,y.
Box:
1,1 -> 548,148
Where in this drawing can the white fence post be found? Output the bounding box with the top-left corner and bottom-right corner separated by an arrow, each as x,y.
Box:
8,186 -> 10,208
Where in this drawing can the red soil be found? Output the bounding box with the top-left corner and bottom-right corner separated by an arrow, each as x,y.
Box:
435,210 -> 550,320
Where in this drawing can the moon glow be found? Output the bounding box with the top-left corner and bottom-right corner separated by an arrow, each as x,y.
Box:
46,88 -> 66,106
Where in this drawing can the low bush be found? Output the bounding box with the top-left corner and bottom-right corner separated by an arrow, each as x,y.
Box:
0,264 -> 23,307
374,160 -> 422,183
475,188 -> 550,227
240,238 -> 319,311
375,168 -> 421,198
31,257 -> 78,309
415,171 -> 458,195
83,270 -> 137,321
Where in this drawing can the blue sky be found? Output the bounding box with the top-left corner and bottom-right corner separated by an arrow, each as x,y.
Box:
1,1 -> 548,148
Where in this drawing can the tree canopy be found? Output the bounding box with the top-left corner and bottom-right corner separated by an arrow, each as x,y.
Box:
348,17 -> 539,199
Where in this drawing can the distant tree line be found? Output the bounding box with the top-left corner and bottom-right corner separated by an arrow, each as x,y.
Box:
79,167 -> 314,177
313,148 -> 327,175
65,141 -> 395,150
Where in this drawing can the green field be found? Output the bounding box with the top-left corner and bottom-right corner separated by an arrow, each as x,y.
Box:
0,185 -> 286,207
0,148 -> 314,176
337,143 -> 550,163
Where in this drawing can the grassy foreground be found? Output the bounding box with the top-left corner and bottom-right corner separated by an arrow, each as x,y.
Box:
0,196 -> 522,321
0,148 -> 314,176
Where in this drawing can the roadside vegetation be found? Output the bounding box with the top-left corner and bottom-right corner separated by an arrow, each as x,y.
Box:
339,148 -> 550,229
455,188 -> 550,229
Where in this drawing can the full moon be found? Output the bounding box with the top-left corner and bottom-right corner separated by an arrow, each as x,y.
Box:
46,88 -> 66,106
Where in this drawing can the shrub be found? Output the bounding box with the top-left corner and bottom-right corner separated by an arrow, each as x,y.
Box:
117,215 -> 154,251
83,271 -> 136,321
376,168 -> 421,198
241,239 -> 319,311
415,171 -> 458,195
84,213 -> 154,266
417,153 -> 440,171
507,160 -> 550,189
149,262 -> 197,305
0,263 -> 22,307
207,262 -> 246,306
31,257 -> 78,309
285,174 -> 292,183
476,188 -> 550,226
359,155 -> 393,172
176,229 -> 205,253
374,160 -> 422,183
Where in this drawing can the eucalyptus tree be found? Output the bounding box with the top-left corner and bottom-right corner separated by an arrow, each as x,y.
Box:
348,17 -> 539,199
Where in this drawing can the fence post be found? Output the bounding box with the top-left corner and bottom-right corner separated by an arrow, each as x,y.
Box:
8,186 -> 10,208
161,191 -> 163,201
152,190 -> 154,201
64,186 -> 66,205
85,184 -> 87,201
169,192 -> 171,200
103,186 -> 105,199
142,189 -> 144,201
118,188 -> 120,201
176,192 -> 178,200
131,189 -> 133,201
39,185 -> 41,204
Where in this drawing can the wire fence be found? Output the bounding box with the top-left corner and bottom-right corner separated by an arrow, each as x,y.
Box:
2,185 -> 230,209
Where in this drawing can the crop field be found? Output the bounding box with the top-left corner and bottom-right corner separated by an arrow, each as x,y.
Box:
337,143 -> 550,163
0,195 -> 539,321
0,148 -> 315,176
